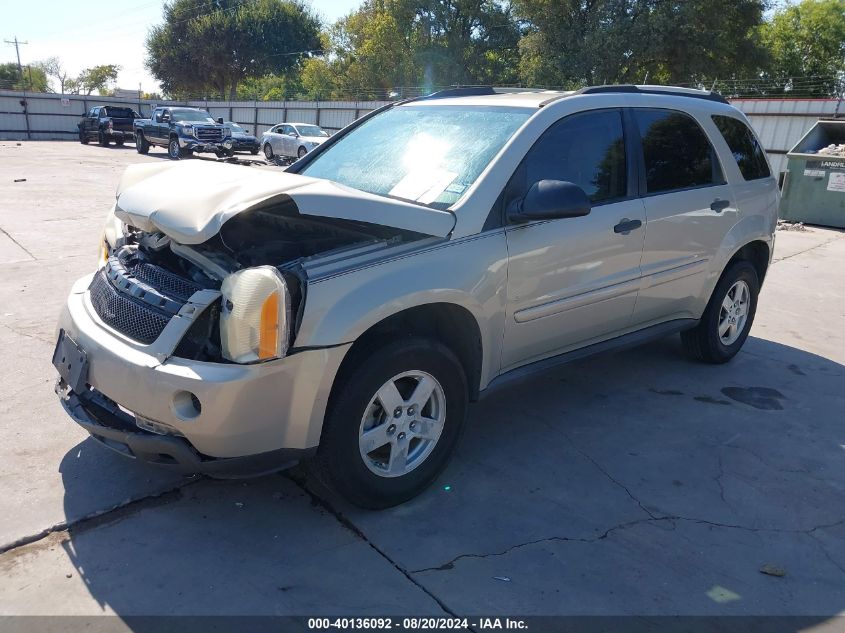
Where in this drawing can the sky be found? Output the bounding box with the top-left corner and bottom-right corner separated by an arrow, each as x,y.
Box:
4,0 -> 792,94
1,0 -> 363,93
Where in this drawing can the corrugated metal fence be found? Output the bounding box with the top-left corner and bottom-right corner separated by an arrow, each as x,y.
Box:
0,89 -> 389,140
2,89 -> 842,177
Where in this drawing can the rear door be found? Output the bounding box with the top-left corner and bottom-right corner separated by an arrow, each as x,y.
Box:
628,108 -> 737,326
501,108 -> 647,371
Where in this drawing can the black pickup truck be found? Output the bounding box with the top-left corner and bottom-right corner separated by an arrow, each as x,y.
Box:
134,106 -> 233,159
78,106 -> 136,146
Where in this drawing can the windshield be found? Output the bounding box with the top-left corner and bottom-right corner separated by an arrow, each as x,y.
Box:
295,124 -> 328,137
103,107 -> 133,118
299,105 -> 530,208
171,108 -> 215,123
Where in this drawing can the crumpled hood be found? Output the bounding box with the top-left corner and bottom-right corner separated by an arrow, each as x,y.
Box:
113,161 -> 455,244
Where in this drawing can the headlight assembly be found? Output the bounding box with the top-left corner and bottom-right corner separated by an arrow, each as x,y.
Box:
220,266 -> 291,363
99,205 -> 124,268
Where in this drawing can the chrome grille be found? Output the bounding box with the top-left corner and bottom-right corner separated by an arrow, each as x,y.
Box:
195,127 -> 223,142
89,271 -> 171,344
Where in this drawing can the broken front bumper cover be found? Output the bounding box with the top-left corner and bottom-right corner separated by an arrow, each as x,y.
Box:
57,379 -> 315,478
179,137 -> 234,153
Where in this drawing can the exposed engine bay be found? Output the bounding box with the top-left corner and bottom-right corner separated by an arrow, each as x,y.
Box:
107,201 -> 428,362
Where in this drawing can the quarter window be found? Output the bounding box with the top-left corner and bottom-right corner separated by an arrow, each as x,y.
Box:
633,109 -> 723,193
512,109 -> 627,205
712,115 -> 770,181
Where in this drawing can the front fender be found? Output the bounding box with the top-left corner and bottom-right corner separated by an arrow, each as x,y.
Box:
295,231 -> 509,388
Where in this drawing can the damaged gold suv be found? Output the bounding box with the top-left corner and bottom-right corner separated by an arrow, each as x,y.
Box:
54,86 -> 778,508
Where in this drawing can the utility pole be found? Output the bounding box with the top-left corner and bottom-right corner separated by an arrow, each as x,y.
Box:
4,36 -> 31,139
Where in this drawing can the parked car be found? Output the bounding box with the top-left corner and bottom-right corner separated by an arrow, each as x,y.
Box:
223,122 -> 260,154
78,105 -> 136,146
134,107 -> 233,159
53,85 -> 778,509
260,122 -> 329,161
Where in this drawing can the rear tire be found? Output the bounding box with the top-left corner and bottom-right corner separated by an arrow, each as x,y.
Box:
682,260 -> 759,364
313,337 -> 468,509
135,133 -> 149,154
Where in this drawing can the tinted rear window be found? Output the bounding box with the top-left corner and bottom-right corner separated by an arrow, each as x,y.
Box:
103,107 -> 133,118
634,109 -> 724,193
712,115 -> 770,181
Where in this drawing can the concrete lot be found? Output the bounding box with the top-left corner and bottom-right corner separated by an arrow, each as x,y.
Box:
1,141 -> 844,620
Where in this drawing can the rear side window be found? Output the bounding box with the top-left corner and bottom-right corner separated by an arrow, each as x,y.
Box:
634,109 -> 723,193
515,109 -> 627,204
712,115 -> 770,181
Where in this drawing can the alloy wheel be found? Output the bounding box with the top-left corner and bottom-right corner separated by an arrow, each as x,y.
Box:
358,371 -> 446,478
718,280 -> 750,345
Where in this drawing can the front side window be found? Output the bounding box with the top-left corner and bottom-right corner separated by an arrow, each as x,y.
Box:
712,115 -> 770,181
508,109 -> 627,206
634,109 -> 723,193
300,105 -> 531,208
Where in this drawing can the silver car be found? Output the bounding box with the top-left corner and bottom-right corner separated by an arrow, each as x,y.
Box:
54,85 -> 778,508
260,122 -> 329,161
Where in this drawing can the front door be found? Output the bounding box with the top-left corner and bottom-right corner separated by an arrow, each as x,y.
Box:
501,109 -> 647,372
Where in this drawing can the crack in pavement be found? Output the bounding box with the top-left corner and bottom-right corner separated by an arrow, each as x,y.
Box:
0,478 -> 198,555
771,231 -> 845,264
562,432 -> 661,520
0,225 -> 36,261
411,515 -> 845,575
285,471 -> 467,623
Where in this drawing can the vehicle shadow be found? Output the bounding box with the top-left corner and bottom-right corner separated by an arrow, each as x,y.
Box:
53,335 -> 845,620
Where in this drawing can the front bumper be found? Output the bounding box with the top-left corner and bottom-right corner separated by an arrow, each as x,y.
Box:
57,381 -> 314,477
55,276 -> 350,461
178,137 -> 233,153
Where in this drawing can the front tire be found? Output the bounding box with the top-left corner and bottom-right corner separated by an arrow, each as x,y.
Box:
314,337 -> 468,509
297,146 -> 307,159
115,138 -> 125,146
167,137 -> 183,159
682,260 -> 759,364
98,130 -> 109,146
263,143 -> 274,160
78,129 -> 89,144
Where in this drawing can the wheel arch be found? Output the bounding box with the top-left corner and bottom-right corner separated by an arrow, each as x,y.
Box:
330,302 -> 485,403
727,239 -> 770,286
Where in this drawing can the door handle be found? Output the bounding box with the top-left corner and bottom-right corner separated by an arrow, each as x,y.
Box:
711,199 -> 731,213
614,218 -> 643,234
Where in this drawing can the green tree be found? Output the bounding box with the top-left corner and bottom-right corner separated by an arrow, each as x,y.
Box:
78,64 -> 121,95
0,62 -> 49,92
34,57 -> 76,93
146,0 -> 322,99
760,0 -> 845,96
514,0 -> 769,88
303,0 -> 521,99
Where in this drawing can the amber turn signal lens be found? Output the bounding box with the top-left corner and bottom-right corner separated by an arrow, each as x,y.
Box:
258,291 -> 280,360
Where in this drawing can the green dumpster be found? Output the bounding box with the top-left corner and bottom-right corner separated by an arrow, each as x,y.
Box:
780,120 -> 845,228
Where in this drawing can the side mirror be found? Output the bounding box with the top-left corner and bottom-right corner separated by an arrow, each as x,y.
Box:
217,117 -> 224,125
161,113 -> 170,122
507,180 -> 591,223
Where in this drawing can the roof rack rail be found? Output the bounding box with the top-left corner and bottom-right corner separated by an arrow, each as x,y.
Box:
539,84 -> 728,107
416,86 -> 497,100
